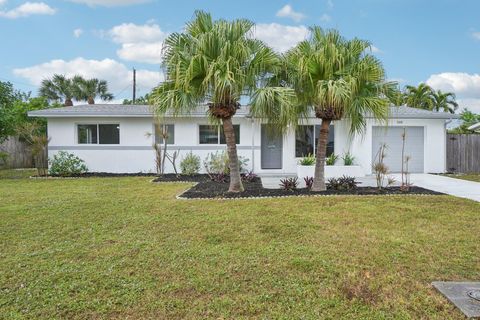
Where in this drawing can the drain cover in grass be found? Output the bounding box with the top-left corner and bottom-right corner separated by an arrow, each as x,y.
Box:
432,281 -> 480,318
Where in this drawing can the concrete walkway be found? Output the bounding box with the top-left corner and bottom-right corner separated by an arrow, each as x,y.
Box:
261,173 -> 480,202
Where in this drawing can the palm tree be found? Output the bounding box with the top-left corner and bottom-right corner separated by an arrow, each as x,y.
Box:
74,77 -> 114,104
150,11 -> 285,193
432,90 -> 458,114
403,83 -> 435,111
268,27 -> 395,191
39,74 -> 76,106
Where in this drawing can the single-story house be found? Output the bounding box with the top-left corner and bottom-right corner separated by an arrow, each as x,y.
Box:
29,104 -> 458,176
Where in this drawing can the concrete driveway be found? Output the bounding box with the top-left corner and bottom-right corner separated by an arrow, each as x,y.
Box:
359,173 -> 480,202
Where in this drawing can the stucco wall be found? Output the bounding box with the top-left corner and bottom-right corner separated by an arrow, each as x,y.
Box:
47,116 -> 447,174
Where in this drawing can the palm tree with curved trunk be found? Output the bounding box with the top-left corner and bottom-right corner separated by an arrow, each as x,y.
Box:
74,77 -> 114,104
264,27 -> 395,191
404,83 -> 435,111
150,11 -> 286,193
432,90 -> 458,114
39,74 -> 76,106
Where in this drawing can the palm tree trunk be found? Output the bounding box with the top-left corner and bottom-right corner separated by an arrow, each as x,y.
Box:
223,117 -> 244,193
311,119 -> 331,191
64,98 -> 73,106
88,97 -> 95,104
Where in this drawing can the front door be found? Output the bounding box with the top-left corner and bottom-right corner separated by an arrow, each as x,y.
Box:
261,125 -> 283,169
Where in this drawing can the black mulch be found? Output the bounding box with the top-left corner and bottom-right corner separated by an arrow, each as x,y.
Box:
151,175 -> 444,199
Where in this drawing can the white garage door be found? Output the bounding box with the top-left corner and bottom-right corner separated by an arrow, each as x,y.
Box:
372,126 -> 424,173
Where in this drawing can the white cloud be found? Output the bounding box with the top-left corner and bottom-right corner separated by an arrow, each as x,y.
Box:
0,0 -> 7,6
105,22 -> 167,64
370,45 -> 382,53
426,72 -> 480,113
73,28 -> 83,38
327,0 -> 334,9
13,57 -> 163,98
255,23 -> 309,52
0,2 -> 56,19
320,13 -> 331,23
276,4 -> 305,22
69,0 -> 149,7
472,31 -> 480,40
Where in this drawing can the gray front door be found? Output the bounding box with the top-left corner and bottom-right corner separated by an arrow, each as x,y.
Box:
372,126 -> 425,173
261,125 -> 283,169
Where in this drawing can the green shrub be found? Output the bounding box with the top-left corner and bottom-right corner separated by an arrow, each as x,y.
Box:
327,175 -> 358,190
203,151 -> 249,176
326,153 -> 339,165
180,152 -> 201,175
342,152 -> 355,166
48,151 -> 88,176
299,153 -> 315,166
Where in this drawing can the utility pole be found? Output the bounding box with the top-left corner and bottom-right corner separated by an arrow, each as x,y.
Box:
132,68 -> 136,104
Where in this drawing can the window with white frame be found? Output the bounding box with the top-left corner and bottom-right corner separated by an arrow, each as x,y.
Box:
199,125 -> 240,144
78,124 -> 120,144
155,124 -> 174,144
295,124 -> 334,157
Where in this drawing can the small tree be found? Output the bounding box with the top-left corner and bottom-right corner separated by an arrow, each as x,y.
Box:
16,122 -> 50,176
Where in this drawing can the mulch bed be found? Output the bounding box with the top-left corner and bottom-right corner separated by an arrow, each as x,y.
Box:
152,175 -> 444,199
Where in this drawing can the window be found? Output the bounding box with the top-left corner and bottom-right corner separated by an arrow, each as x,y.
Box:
199,125 -> 240,144
155,124 -> 174,144
295,124 -> 334,157
78,124 -> 119,144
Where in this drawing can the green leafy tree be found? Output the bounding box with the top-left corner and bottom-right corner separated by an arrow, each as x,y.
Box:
449,109 -> 480,134
257,27 -> 396,191
432,90 -> 458,114
150,11 -> 285,192
403,83 -> 435,110
39,74 -> 77,106
73,76 -> 114,104
122,94 -> 150,105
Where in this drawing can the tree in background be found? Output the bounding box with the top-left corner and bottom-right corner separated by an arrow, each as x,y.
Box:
0,81 -> 26,142
431,90 -> 458,114
150,11 -> 287,192
39,74 -> 76,106
449,109 -> 480,134
122,94 -> 150,105
401,83 -> 458,114
73,76 -> 114,104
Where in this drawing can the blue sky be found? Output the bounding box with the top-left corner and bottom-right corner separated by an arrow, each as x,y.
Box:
1,0 -> 480,112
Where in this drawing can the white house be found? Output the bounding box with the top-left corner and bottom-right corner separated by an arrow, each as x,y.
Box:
28,104 -> 458,176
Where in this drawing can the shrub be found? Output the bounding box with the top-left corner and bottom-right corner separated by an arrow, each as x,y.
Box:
241,171 -> 258,183
299,154 -> 315,166
48,151 -> 88,176
279,177 -> 298,191
304,176 -> 314,190
326,153 -> 339,165
327,175 -> 358,191
180,152 -> 201,175
203,151 -> 249,181
342,152 -> 355,166
0,151 -> 8,167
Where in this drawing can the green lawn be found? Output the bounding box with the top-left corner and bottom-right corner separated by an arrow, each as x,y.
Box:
441,173 -> 480,183
1,174 -> 479,319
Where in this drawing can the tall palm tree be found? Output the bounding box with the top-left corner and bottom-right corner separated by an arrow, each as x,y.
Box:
39,74 -> 76,106
149,11 -> 285,193
432,90 -> 458,114
261,27 -> 396,191
403,83 -> 435,111
74,77 -> 114,104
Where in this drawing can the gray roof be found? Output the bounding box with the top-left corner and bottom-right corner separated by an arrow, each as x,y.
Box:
28,103 -> 459,120
28,104 -> 251,118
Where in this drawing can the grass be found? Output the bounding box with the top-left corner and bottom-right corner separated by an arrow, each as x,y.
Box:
0,168 -> 37,179
441,173 -> 480,183
0,175 -> 479,319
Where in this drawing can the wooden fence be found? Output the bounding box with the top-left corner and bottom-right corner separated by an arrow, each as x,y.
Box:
0,136 -> 34,169
446,134 -> 480,173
